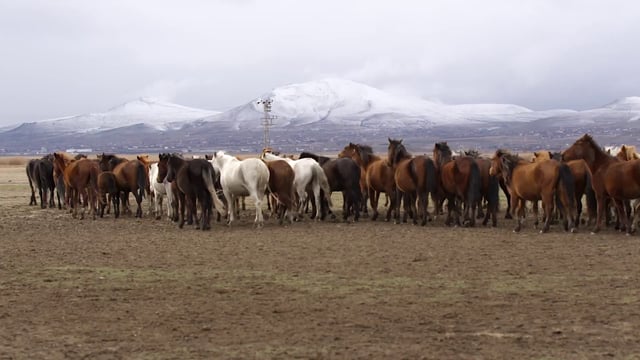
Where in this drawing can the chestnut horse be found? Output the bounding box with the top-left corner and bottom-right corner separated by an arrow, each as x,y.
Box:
53,153 -> 100,220
264,159 -> 296,225
99,154 -> 148,218
562,134 -> 640,234
387,138 -> 438,226
490,149 -> 577,233
338,143 -> 395,221
433,142 -> 482,227
532,151 -> 596,227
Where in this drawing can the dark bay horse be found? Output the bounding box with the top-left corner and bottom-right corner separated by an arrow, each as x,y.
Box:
99,154 -> 148,218
338,143 -> 395,221
562,134 -> 640,234
387,138 -> 438,226
26,155 -> 56,208
53,153 -> 100,220
98,171 -> 120,218
433,142 -> 482,227
158,153 -> 223,230
299,152 -> 362,222
462,150 -> 499,227
490,149 -> 577,233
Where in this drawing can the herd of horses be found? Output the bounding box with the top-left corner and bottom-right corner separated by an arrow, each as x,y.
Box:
22,134 -> 640,235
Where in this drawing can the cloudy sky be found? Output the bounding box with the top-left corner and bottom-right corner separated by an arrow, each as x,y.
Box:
2,0 -> 640,126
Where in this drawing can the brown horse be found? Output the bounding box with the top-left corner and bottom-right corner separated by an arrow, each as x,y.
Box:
433,142 -> 482,227
562,134 -> 640,234
98,171 -> 121,218
387,138 -> 438,225
460,150 -> 500,227
99,154 -> 148,218
53,153 -> 100,220
338,143 -> 395,221
532,151 -> 596,227
158,153 -> 223,230
490,149 -> 577,233
616,145 -> 640,161
265,159 -> 296,225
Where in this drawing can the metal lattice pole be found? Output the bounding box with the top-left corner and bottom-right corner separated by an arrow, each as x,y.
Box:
257,98 -> 276,151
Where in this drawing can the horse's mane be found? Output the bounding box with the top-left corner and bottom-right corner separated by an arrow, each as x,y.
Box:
463,149 -> 480,159
495,149 -> 522,183
356,144 -> 375,165
388,139 -> 410,165
300,151 -> 330,165
434,142 -> 453,164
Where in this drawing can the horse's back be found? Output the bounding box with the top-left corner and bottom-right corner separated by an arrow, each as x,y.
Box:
605,159 -> 640,198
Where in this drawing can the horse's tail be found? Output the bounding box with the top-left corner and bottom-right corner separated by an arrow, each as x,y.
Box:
203,164 -> 226,216
136,162 -> 146,201
556,163 -> 576,215
426,158 -> 438,196
315,165 -> 333,208
467,160 -> 482,209
486,172 -> 500,214
584,165 -> 597,221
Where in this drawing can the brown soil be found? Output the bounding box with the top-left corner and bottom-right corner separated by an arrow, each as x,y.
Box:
1,165 -> 639,359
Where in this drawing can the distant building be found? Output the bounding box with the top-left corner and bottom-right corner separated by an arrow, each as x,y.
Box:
65,148 -> 92,153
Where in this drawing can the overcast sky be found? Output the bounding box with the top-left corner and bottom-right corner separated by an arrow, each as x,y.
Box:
2,0 -> 640,125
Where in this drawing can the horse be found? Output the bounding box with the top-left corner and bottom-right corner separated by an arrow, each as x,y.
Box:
489,149 -> 577,233
532,151 -> 596,228
261,151 -> 332,221
211,151 -> 270,228
97,171 -> 120,218
158,153 -> 223,230
299,152 -> 362,222
52,153 -> 69,209
149,162 -> 176,221
26,155 -> 56,208
387,138 -> 438,226
338,143 -> 395,221
461,150 -> 499,227
562,134 -> 640,234
53,153 -> 100,220
615,145 -> 640,161
99,154 -> 148,218
433,142 -> 482,227
264,159 -> 296,225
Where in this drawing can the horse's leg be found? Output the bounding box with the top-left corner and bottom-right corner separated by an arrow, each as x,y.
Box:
512,197 -> 524,232
393,188 -> 402,224
254,192 -> 264,228
154,189 -> 163,220
177,192 -> 186,228
541,192 -> 554,233
592,193 -> 606,234
226,192 -> 236,226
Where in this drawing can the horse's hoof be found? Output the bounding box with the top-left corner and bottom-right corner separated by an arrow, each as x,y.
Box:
570,228 -> 577,234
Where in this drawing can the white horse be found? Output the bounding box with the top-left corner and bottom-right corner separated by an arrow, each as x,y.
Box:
211,151 -> 270,227
261,151 -> 332,220
149,162 -> 175,220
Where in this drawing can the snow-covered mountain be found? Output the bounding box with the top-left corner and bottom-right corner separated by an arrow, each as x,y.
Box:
3,78 -> 640,154
7,97 -> 220,134
202,78 -> 542,129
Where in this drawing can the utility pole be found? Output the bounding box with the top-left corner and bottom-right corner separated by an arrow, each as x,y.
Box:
257,98 -> 277,152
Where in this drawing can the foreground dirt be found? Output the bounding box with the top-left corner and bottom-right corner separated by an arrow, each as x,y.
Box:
1,165 -> 639,359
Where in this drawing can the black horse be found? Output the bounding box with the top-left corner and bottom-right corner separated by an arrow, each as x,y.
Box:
26,155 -> 56,208
299,152 -> 362,222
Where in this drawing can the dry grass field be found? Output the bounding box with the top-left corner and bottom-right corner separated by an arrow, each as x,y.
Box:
1,160 -> 640,359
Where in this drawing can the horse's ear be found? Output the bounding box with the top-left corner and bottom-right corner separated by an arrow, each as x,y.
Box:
533,151 -> 539,157
388,137 -> 392,143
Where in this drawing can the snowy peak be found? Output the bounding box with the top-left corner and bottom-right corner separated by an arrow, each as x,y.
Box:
604,97 -> 640,111
35,98 -> 220,133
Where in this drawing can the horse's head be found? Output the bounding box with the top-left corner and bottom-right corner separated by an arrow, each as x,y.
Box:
157,153 -> 170,183
433,142 -> 452,166
562,134 -> 601,164
387,138 -> 407,166
338,142 -> 358,159
531,151 -> 552,163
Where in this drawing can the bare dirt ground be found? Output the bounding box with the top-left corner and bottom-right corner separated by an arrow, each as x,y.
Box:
1,164 -> 640,359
